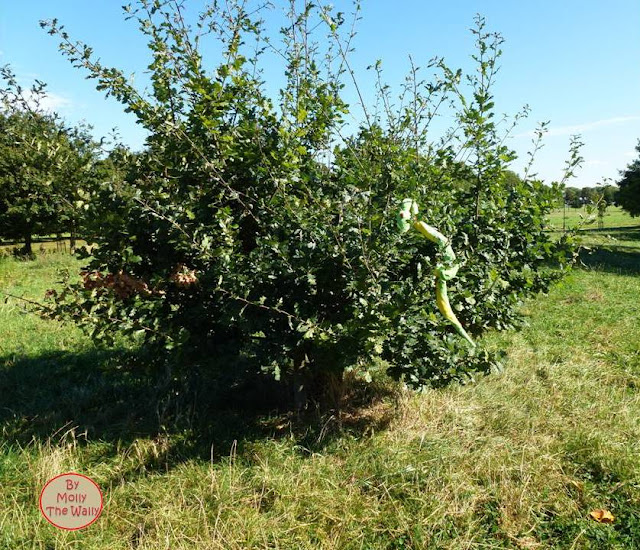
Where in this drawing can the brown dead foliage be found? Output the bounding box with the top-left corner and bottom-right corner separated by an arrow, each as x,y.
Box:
80,264 -> 199,300
169,264 -> 199,288
81,270 -> 153,300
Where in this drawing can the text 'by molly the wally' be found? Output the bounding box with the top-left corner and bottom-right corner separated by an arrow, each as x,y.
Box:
40,473 -> 103,530
45,480 -> 100,517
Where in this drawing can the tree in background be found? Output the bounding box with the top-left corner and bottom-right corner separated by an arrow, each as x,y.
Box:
563,186 -> 581,207
580,186 -> 598,205
563,184 -> 617,209
55,123 -> 103,251
0,66 -> 101,255
0,80 -> 63,256
617,141 -> 640,217
600,184 -> 618,206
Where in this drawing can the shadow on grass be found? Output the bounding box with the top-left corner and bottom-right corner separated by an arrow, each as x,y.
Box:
578,226 -> 640,239
0,235 -> 73,246
0,348 -> 397,477
579,245 -> 640,274
578,225 -> 640,234
574,225 -> 640,274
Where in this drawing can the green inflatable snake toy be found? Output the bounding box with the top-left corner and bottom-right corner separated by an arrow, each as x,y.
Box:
396,198 -> 475,347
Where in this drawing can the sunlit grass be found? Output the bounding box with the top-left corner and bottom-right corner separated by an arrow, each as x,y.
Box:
547,205 -> 639,230
1,243 -> 639,548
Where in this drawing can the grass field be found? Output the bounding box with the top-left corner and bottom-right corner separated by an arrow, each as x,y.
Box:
547,205 -> 639,231
0,237 -> 84,256
1,232 -> 639,549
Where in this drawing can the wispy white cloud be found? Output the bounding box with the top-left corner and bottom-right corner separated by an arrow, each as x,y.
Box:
585,159 -> 607,167
623,150 -> 637,158
40,92 -> 72,112
516,115 -> 640,138
23,89 -> 73,113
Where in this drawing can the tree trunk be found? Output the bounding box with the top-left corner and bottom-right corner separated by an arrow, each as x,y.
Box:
22,233 -> 33,256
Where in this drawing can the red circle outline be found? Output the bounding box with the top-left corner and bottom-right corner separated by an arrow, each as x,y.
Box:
39,472 -> 104,531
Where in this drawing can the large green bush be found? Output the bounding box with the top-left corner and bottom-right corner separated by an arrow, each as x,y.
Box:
45,2 -> 578,396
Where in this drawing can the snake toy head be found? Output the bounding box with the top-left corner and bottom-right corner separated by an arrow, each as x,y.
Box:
396,198 -> 419,233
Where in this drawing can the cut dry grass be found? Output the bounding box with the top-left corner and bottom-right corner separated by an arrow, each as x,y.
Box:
1,240 -> 639,548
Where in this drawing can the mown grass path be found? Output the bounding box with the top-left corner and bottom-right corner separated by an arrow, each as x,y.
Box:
1,240 -> 639,549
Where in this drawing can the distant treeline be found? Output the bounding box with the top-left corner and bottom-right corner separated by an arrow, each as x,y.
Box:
562,185 -> 618,208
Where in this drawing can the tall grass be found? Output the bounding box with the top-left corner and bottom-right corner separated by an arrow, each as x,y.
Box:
1,237 -> 639,548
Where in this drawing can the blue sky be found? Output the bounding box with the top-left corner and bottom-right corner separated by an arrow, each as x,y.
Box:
2,0 -> 639,187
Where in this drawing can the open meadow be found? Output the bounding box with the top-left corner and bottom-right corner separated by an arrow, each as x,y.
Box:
1,225 -> 639,549
547,206 -> 639,231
